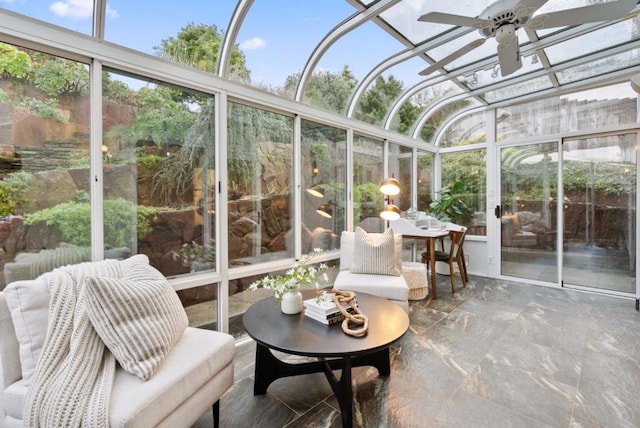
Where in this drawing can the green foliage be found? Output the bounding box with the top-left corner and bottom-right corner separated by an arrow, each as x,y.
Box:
0,171 -> 33,215
227,102 -> 292,194
103,72 -> 140,104
25,98 -> 68,122
155,22 -> 250,82
26,198 -> 156,248
32,57 -> 88,96
429,181 -> 472,222
0,43 -> 31,79
0,187 -> 13,216
283,67 -> 357,114
357,75 -> 420,133
353,182 -> 383,222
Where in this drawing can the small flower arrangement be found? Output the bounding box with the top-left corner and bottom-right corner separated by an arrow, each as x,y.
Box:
248,249 -> 330,301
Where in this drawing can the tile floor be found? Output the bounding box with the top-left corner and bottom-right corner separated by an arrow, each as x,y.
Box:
194,275 -> 640,428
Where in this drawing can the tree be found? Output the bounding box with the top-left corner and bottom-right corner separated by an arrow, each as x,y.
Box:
357,75 -> 421,134
154,23 -> 250,83
281,66 -> 358,114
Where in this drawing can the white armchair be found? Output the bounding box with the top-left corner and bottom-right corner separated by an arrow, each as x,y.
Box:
0,257 -> 235,428
333,229 -> 409,312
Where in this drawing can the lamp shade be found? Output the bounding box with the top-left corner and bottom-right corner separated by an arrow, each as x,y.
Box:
306,186 -> 324,198
316,203 -> 333,218
380,203 -> 400,221
380,176 -> 400,196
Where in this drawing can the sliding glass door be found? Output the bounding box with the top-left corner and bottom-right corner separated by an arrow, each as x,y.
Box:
499,142 -> 559,282
562,134 -> 636,294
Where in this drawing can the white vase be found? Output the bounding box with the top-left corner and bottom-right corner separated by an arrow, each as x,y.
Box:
280,289 -> 303,314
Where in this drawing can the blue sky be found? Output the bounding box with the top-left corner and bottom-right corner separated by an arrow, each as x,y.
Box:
0,0 -> 423,89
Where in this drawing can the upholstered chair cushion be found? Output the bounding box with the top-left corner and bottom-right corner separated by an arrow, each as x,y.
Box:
349,227 -> 401,276
85,262 -> 188,381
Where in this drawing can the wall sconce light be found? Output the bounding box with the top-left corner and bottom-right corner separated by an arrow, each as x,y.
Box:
311,160 -> 319,175
306,185 -> 324,198
316,201 -> 339,219
380,175 -> 401,221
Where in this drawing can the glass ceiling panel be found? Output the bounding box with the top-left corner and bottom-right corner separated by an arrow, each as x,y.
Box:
236,0 -> 354,91
534,0 -> 634,37
379,0 -> 494,45
316,19 -> 407,90
0,0 -> 92,34
482,75 -> 553,103
104,1 -> 235,59
556,48 -> 640,84
545,16 -> 640,65
385,56 -> 434,90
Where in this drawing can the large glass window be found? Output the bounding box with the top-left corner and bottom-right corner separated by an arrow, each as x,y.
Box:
562,133 -> 636,295
301,120 -> 347,253
353,134 -> 384,232
227,102 -> 294,266
440,111 -> 487,148
497,83 -> 638,141
440,150 -> 487,236
388,143 -> 413,212
417,150 -> 434,212
0,44 -> 90,289
103,70 -> 216,278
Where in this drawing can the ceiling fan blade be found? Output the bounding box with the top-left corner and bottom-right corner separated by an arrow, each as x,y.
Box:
497,38 -> 522,77
418,11 -> 493,29
528,0 -> 636,30
419,38 -> 486,76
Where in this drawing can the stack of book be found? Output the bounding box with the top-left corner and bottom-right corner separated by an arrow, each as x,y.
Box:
303,294 -> 357,325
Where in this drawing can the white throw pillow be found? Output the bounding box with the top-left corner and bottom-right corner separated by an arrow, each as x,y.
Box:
3,276 -> 50,387
85,262 -> 188,381
340,229 -> 402,273
349,227 -> 401,276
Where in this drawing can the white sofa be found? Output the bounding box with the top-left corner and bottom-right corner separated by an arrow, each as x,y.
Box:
0,256 -> 235,428
333,230 -> 409,312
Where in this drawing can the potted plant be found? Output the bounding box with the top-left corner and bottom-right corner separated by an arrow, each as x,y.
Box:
248,249 -> 329,314
428,180 -> 471,224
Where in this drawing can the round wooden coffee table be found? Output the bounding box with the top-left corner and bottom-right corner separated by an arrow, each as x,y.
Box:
243,290 -> 409,428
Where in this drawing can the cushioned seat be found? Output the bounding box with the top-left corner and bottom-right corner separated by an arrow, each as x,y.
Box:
0,255 -> 234,428
333,229 -> 409,312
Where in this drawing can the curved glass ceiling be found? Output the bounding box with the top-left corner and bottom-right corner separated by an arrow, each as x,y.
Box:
1,0 -> 639,141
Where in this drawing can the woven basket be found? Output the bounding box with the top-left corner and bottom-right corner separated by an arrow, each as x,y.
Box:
402,262 -> 429,300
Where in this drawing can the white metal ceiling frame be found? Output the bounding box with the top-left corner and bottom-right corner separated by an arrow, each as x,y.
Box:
294,0 -> 401,102
385,8 -> 640,136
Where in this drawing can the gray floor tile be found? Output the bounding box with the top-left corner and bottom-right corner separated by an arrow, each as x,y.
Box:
195,276 -> 640,428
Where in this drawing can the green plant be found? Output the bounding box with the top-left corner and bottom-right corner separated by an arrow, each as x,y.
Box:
248,250 -> 329,301
171,240 -> 215,267
26,198 -> 156,247
429,180 -> 471,222
0,171 -> 33,215
26,98 -> 68,122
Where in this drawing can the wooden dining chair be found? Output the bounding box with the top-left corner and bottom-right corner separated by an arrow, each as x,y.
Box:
421,227 -> 468,293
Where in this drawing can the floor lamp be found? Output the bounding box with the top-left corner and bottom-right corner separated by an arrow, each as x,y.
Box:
380,176 -> 401,228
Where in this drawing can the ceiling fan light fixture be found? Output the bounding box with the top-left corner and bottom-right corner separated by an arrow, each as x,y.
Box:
491,64 -> 500,78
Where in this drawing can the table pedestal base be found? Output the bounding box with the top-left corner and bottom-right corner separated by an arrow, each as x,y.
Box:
253,344 -> 391,428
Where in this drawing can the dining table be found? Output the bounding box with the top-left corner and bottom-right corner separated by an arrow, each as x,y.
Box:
389,217 -> 454,299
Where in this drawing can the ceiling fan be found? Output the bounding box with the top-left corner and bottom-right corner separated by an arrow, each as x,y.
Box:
418,0 -> 637,78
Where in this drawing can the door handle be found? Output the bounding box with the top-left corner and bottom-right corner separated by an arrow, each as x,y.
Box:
494,205 -> 501,219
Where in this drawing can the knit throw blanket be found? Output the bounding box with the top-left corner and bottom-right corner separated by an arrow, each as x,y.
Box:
24,259 -> 122,427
